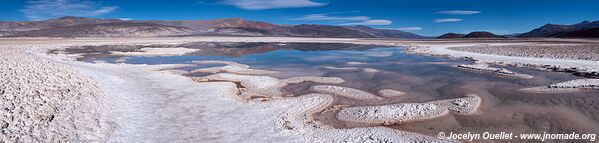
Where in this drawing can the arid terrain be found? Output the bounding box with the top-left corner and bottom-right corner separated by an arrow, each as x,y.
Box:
1,37 -> 599,143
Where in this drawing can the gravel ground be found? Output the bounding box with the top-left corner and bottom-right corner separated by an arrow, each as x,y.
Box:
450,44 -> 599,61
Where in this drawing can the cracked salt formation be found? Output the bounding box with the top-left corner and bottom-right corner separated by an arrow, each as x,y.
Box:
377,89 -> 406,97
321,66 -> 380,73
190,61 -> 280,75
276,94 -> 455,143
191,60 -> 250,69
0,47 -> 114,142
310,85 -> 384,100
321,66 -> 359,71
520,79 -> 599,93
346,61 -> 366,65
450,44 -> 599,61
111,47 -> 199,56
193,73 -> 347,100
336,94 -> 481,124
282,76 -> 345,84
362,68 -> 379,73
457,64 -> 534,79
193,73 -> 287,100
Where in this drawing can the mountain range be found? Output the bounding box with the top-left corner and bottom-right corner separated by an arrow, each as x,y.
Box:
0,16 -> 424,38
1,16 -> 598,38
517,21 -> 599,37
436,20 -> 599,39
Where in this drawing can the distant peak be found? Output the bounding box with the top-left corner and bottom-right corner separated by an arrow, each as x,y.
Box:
469,31 -> 492,34
580,20 -> 591,24
217,17 -> 244,21
57,16 -> 82,20
353,25 -> 370,28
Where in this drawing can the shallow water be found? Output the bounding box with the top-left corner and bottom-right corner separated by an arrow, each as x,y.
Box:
56,42 -> 599,142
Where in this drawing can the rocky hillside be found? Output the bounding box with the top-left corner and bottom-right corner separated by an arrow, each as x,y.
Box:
518,20 -> 599,37
148,18 -> 277,31
346,25 -> 425,39
0,16 -> 122,32
0,16 -> 424,38
6,22 -> 190,37
274,24 -> 376,38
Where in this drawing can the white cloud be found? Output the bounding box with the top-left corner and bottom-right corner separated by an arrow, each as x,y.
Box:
20,0 -> 118,20
118,18 -> 132,21
327,11 -> 361,14
291,13 -> 392,26
434,18 -> 462,23
340,20 -> 392,26
220,0 -> 326,10
436,10 -> 480,15
386,27 -> 423,31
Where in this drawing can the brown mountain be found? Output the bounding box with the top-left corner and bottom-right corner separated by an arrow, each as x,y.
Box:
6,22 -> 189,37
346,25 -> 425,39
274,24 -> 376,38
0,16 -> 122,32
147,18 -> 277,30
518,20 -> 599,37
463,31 -> 505,38
0,16 -> 424,38
436,33 -> 466,39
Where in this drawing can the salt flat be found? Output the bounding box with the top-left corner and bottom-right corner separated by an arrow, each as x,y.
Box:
2,37 -> 599,142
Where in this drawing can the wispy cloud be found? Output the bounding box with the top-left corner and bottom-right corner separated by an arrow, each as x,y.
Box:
219,0 -> 327,10
290,13 -> 392,26
340,20 -> 392,26
327,11 -> 361,14
434,18 -> 462,23
20,0 -> 118,20
436,10 -> 480,15
386,27 -> 423,31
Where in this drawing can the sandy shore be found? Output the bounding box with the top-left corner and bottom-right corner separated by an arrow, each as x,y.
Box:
4,36 -> 598,142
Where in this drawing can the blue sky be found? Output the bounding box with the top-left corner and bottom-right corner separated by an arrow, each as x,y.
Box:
1,0 -> 598,36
